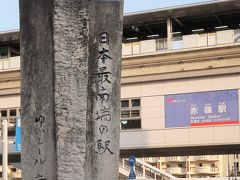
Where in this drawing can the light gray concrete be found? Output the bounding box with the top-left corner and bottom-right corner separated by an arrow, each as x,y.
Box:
20,0 -> 123,179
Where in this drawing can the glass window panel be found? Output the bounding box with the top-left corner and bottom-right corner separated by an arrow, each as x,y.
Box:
1,110 -> 7,117
9,117 -> 16,124
121,110 -> 130,118
121,119 -> 141,129
10,109 -> 16,116
131,110 -> 140,117
8,129 -> 16,137
121,100 -> 129,108
131,99 -> 140,107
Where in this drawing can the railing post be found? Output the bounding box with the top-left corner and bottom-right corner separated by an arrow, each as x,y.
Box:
143,166 -> 145,178
2,119 -> 8,180
142,158 -> 146,178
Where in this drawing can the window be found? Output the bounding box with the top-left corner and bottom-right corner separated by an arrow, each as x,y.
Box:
121,110 -> 130,118
120,99 -> 141,130
199,163 -> 203,167
131,99 -> 140,107
178,164 -> 182,168
131,110 -> 140,117
10,109 -> 17,116
0,108 -> 20,137
121,100 -> 129,108
1,110 -> 7,117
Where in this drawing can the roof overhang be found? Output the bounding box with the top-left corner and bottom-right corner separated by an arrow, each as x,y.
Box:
0,30 -> 20,45
123,0 -> 240,40
124,0 -> 240,27
1,1 -> 240,43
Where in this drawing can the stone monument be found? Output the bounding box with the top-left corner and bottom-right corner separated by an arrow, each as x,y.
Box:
20,0 -> 123,179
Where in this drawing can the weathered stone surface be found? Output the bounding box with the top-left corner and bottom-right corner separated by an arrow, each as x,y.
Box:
53,1 -> 89,179
20,0 -> 57,179
20,0 -> 123,179
86,2 -> 123,179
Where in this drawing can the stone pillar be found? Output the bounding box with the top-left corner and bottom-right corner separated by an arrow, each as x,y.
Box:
20,0 -> 123,180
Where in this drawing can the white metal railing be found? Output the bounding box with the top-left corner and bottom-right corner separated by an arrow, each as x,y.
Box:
1,30 -> 239,71
119,158 -> 153,179
165,157 -> 187,162
0,56 -> 20,71
119,158 -> 178,180
194,155 -> 219,161
122,29 -> 240,56
144,157 -> 159,163
195,166 -> 219,174
167,167 -> 186,175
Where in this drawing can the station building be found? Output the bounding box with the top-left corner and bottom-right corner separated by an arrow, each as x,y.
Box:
0,0 -> 240,178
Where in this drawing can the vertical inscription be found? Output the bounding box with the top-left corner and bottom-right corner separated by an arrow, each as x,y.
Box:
93,32 -> 114,155
34,115 -> 47,180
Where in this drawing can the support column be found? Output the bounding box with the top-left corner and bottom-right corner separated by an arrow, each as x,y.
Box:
20,0 -> 123,180
167,18 -> 172,50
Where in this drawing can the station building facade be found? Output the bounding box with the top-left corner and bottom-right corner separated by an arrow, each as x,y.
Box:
120,0 -> 240,178
0,0 -> 240,178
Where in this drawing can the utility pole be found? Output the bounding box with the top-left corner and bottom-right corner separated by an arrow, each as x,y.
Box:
2,119 -> 8,180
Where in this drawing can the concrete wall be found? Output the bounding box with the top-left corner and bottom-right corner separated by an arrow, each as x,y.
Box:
0,73 -> 240,154
122,30 -> 236,56
0,95 -> 20,109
